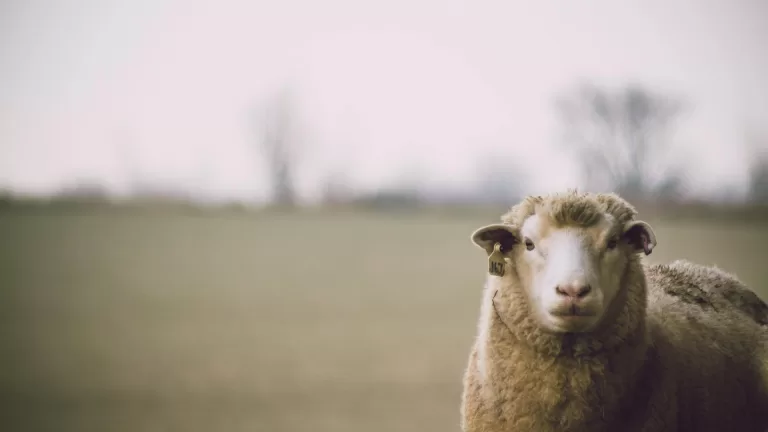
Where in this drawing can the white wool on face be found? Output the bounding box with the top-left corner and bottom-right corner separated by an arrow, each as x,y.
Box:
518,213 -> 621,331
538,231 -> 594,298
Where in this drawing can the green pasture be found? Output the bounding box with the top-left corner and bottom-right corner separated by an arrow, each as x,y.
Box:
1,206 -> 766,431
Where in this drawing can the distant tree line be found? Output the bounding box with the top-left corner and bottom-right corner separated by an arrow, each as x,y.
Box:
10,80 -> 766,210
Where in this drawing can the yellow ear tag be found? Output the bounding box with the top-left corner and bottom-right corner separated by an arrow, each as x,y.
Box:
488,242 -> 506,277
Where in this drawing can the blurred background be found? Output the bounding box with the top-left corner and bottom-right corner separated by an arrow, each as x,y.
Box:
1,0 -> 767,430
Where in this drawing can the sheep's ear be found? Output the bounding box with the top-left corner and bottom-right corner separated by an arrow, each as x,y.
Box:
470,224 -> 518,255
622,220 -> 657,256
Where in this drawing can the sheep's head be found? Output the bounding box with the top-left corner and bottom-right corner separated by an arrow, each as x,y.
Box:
471,191 -> 656,334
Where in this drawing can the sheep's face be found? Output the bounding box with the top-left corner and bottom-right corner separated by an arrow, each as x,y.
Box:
472,212 -> 656,334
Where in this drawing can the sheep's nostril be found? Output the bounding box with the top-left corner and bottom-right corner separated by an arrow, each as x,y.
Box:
555,284 -> 592,298
577,285 -> 592,298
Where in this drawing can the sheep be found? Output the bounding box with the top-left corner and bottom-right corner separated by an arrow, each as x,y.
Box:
460,190 -> 768,432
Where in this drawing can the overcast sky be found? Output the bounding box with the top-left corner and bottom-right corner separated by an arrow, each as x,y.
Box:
1,0 -> 767,203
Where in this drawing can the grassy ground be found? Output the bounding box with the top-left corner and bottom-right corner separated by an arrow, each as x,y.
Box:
0,206 -> 766,432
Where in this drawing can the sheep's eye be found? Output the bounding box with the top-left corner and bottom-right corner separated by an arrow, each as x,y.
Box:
525,239 -> 535,251
606,238 -> 618,250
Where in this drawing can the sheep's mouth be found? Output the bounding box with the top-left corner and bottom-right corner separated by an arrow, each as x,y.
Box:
550,304 -> 597,318
546,306 -> 600,333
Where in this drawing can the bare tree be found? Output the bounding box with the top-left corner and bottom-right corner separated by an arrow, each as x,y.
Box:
749,162 -> 768,204
258,87 -> 301,207
747,135 -> 768,204
554,82 -> 686,200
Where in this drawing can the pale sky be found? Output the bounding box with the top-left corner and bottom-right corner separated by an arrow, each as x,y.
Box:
1,0 -> 767,203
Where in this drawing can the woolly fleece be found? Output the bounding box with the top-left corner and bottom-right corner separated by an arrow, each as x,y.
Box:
460,191 -> 768,432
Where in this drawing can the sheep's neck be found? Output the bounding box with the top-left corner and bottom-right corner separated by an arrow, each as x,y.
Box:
484,294 -> 649,430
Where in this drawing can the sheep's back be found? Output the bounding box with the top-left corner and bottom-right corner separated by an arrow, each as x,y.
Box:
644,261 -> 768,431
646,260 -> 768,326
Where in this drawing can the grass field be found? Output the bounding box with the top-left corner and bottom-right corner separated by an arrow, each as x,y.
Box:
1,205 -> 767,432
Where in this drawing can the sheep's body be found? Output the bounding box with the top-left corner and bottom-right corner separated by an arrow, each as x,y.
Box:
462,260 -> 768,432
655,259 -> 768,327
461,192 -> 768,432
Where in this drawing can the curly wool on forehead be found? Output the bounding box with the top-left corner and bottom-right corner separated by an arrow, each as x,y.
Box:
501,190 -> 638,229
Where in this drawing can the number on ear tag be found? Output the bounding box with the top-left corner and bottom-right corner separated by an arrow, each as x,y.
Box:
488,243 -> 506,277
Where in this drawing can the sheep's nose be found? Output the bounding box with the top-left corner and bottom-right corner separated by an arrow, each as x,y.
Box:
555,283 -> 592,299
